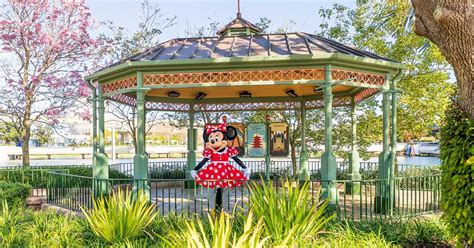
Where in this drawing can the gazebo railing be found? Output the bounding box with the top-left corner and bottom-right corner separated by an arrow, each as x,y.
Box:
46,172 -> 441,220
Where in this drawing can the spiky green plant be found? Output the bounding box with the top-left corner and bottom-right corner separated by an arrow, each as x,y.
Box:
0,200 -> 24,247
316,222 -> 394,247
161,210 -> 267,248
80,189 -> 158,244
248,180 -> 334,246
24,211 -> 84,247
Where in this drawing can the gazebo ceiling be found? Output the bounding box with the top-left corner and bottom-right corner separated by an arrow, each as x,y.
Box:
145,84 -> 352,99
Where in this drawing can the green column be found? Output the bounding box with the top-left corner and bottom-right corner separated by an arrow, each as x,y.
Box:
95,83 -> 109,196
390,78 -> 397,177
346,97 -> 361,194
133,71 -> 150,199
375,80 -> 392,213
265,115 -> 271,180
298,101 -> 309,180
186,104 -> 197,188
321,65 -> 337,204
90,81 -> 97,172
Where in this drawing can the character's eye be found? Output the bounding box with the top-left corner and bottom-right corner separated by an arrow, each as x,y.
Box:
215,136 -> 222,142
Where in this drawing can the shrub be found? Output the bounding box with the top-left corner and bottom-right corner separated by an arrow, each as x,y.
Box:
326,216 -> 453,247
248,180 -> 334,246
24,210 -> 84,247
1,201 -> 84,247
81,189 -> 159,244
149,167 -> 186,179
0,166 -> 130,190
439,102 -> 474,245
316,222 -> 394,247
0,182 -> 31,207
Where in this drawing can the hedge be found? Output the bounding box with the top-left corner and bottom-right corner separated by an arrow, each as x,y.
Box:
0,182 -> 31,207
439,102 -> 474,245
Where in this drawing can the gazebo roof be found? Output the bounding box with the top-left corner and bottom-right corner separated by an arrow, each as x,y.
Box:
101,32 -> 396,72
86,12 -> 403,113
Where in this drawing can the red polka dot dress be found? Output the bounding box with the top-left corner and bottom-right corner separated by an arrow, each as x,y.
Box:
196,146 -> 248,188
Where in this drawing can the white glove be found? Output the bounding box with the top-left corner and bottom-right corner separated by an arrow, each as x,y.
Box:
243,168 -> 251,179
190,170 -> 199,180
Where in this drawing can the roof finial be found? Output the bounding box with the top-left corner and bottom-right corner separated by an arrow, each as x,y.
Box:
237,0 -> 241,18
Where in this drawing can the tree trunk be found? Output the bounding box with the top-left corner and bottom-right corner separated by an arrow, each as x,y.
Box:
21,103 -> 32,167
21,124 -> 30,167
411,0 -> 473,119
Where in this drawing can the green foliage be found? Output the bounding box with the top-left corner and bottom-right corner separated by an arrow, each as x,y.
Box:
0,166 -> 130,188
323,216 -> 453,247
439,102 -> 474,245
0,182 -> 31,208
161,211 -> 267,248
0,202 -> 84,247
0,122 -> 20,144
149,166 -> 185,179
81,189 -> 159,244
32,125 -> 54,146
318,0 -> 454,145
248,180 -> 334,246
316,222 -> 394,247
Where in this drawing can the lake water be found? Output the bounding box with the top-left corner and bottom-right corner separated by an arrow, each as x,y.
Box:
0,156 -> 441,167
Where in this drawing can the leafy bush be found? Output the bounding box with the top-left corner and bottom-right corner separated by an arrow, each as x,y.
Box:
324,216 -> 453,247
439,102 -> 474,245
149,166 -> 186,179
0,166 -> 130,188
316,222 -> 394,247
248,180 -> 334,246
0,201 -> 84,247
162,211 -> 267,248
0,182 -> 31,207
81,189 -> 159,244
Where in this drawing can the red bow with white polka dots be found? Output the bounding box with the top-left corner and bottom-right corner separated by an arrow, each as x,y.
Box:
205,116 -> 227,134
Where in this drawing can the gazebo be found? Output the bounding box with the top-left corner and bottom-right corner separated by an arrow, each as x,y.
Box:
85,11 -> 403,211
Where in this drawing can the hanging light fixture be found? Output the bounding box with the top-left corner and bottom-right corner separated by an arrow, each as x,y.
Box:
239,91 -> 252,97
168,91 -> 180,97
285,89 -> 298,98
195,92 -> 207,100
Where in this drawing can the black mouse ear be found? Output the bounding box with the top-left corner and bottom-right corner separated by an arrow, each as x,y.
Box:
203,130 -> 209,142
226,126 -> 238,140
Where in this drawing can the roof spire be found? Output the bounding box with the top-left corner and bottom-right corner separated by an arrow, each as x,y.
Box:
216,0 -> 261,36
237,0 -> 241,18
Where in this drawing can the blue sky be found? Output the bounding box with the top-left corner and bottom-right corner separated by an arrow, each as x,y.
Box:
87,0 -> 356,40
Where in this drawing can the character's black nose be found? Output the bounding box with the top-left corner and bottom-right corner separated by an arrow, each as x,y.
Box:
211,140 -> 215,144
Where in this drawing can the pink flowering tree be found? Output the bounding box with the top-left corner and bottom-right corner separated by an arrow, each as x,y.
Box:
0,0 -> 100,166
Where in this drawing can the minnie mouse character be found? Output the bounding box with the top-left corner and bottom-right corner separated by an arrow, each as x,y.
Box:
190,116 -> 250,210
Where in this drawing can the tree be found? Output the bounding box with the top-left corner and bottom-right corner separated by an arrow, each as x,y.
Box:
0,1 -> 100,166
100,0 -> 176,63
32,126 -> 53,147
107,101 -> 161,152
318,1 -> 454,143
100,0 -> 176,149
410,1 -> 473,244
0,122 -> 20,144
411,0 -> 473,119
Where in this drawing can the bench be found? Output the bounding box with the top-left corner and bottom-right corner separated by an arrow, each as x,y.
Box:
8,153 -> 91,160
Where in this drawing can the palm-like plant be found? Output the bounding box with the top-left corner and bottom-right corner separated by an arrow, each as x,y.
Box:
248,180 -> 334,246
80,189 -> 158,244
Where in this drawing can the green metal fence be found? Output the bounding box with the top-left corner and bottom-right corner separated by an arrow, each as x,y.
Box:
46,171 -> 441,220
